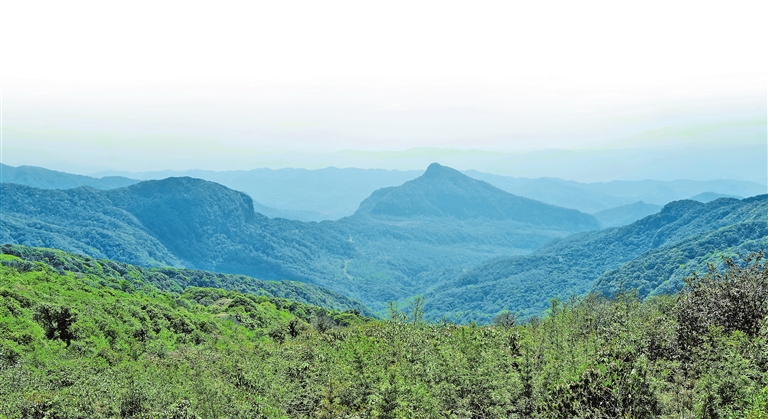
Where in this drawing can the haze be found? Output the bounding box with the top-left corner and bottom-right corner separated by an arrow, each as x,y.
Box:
1,0 -> 766,182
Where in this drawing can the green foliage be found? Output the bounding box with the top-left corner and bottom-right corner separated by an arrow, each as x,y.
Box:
32,303 -> 76,345
676,253 -> 768,352
0,244 -> 372,316
595,220 -> 768,298
2,254 -> 767,418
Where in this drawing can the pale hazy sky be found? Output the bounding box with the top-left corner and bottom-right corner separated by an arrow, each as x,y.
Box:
1,0 -> 766,178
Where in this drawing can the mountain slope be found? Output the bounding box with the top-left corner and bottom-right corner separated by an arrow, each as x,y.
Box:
0,179 -> 354,283
463,171 -> 633,213
357,163 -> 600,230
0,183 -> 184,267
592,220 -> 768,298
593,201 -> 662,228
689,191 -> 742,202
463,170 -> 766,213
1,163 -> 140,190
424,195 -> 768,322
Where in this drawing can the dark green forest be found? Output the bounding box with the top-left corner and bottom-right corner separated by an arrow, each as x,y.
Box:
2,246 -> 767,418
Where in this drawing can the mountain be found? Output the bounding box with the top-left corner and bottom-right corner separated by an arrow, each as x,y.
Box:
95,165 -> 766,220
333,164 -> 601,307
463,171 -> 634,213
0,183 -> 185,267
1,163 -> 140,190
592,219 -> 768,298
593,201 -> 662,228
356,163 -> 599,229
1,164 -> 600,313
424,195 -> 768,322
689,191 -> 742,202
94,167 -> 422,221
0,178 -> 353,282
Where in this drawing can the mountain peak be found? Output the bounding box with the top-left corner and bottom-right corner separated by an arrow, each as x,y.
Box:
423,162 -> 454,175
354,163 -> 600,229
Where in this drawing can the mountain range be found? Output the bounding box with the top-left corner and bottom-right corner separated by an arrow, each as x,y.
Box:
11,163 -> 759,224
2,162 -> 765,319
1,163 -> 600,312
423,195 -> 768,322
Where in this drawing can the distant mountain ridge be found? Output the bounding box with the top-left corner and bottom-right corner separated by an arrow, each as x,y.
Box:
1,163 -> 140,190
90,164 -> 766,220
465,170 -> 766,213
689,191 -> 743,203
355,163 -> 599,230
92,166 -> 423,221
593,201 -> 662,228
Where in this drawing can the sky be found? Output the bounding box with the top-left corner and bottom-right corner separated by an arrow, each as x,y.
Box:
1,0 -> 766,182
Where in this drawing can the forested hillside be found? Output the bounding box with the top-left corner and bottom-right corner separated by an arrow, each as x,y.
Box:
1,244 -> 372,315
592,220 -> 768,298
425,196 -> 768,322
2,248 -> 767,418
0,183 -> 185,267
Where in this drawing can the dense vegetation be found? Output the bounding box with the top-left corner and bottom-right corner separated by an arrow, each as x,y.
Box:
0,245 -> 372,316
593,220 -> 768,298
2,248 -> 767,418
425,196 -> 768,322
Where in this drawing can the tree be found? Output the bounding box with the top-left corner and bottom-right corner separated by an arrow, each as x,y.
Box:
33,303 -> 76,345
